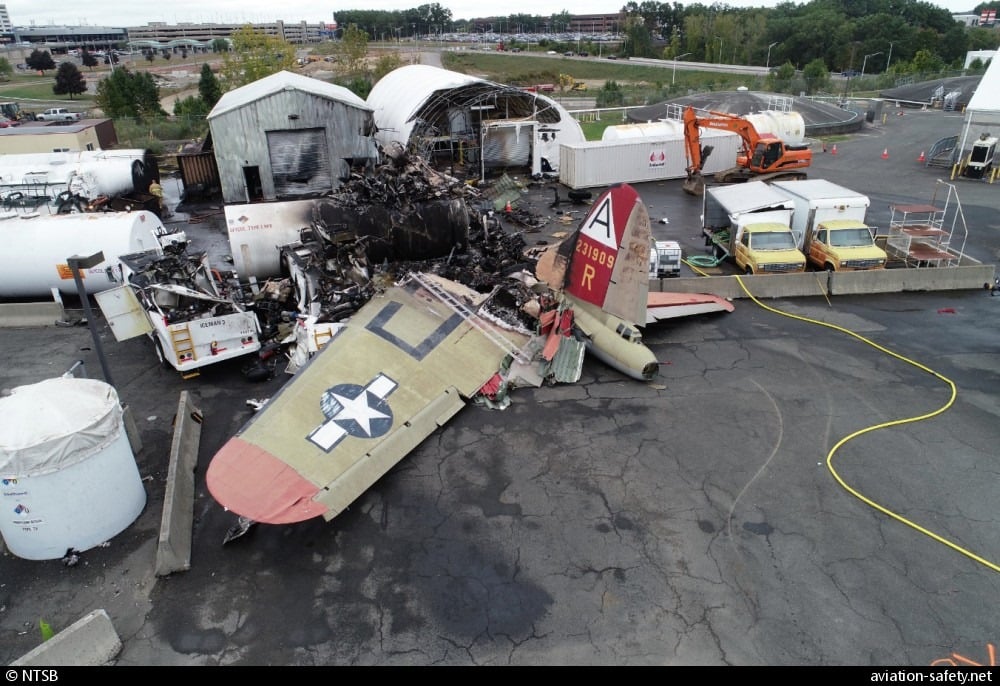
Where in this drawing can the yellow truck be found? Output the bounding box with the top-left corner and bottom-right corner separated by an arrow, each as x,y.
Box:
702,181 -> 807,274
769,179 -> 886,271
805,218 -> 886,271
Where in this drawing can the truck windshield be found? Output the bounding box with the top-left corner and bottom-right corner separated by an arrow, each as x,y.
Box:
829,228 -> 874,247
751,232 -> 797,250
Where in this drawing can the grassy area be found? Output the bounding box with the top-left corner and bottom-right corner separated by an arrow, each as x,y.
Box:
440,52 -> 765,94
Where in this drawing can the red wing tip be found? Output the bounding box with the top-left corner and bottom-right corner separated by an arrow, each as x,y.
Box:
206,437 -> 327,525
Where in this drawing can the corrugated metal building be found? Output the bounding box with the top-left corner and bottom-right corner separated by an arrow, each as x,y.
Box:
207,70 -> 378,205
366,64 -> 586,181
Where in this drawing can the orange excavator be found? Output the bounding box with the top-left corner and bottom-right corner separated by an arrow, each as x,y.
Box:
682,106 -> 812,195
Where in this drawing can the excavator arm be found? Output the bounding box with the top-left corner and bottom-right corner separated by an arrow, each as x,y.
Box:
682,106 -> 810,196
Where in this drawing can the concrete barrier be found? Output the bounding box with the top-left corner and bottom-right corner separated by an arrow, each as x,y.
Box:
155,390 -> 203,577
11,609 -> 121,666
0,301 -> 66,327
651,263 -> 996,300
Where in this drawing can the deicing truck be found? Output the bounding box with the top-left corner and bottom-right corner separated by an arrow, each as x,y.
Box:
769,179 -> 887,271
95,247 -> 261,378
701,181 -> 806,275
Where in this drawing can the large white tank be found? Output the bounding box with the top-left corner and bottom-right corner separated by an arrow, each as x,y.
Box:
0,149 -> 153,204
0,377 -> 146,561
602,121 -> 685,141
743,111 -> 806,146
0,210 -> 164,297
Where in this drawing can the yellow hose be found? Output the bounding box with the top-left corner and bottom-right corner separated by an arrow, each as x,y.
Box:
733,274 -> 1000,574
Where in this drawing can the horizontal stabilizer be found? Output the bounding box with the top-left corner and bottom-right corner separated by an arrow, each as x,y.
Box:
645,292 -> 734,325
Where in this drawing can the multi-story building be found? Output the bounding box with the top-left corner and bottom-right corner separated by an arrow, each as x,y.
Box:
125,21 -> 325,46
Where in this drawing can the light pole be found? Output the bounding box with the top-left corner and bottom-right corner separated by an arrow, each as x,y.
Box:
672,52 -> 691,85
886,42 -> 893,71
766,41 -> 778,69
861,51 -> 882,78
718,36 -> 723,64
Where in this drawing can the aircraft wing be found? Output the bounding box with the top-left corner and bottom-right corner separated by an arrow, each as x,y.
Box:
646,291 -> 735,325
206,273 -> 530,525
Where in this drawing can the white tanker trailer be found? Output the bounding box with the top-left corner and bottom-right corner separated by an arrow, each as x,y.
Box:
0,149 -> 159,215
0,210 -> 170,298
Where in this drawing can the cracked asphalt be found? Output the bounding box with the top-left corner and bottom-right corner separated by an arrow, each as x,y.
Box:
1,106 -> 999,666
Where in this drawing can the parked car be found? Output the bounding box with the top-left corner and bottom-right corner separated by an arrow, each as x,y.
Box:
35,108 -> 83,122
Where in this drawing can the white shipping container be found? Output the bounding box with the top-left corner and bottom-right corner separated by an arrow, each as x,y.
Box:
0,211 -> 165,298
558,129 -> 741,189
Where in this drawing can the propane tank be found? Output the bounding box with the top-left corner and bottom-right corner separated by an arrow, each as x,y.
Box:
0,211 -> 165,297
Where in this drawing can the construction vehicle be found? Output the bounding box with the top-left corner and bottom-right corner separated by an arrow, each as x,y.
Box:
960,133 -> 997,180
682,106 -> 812,196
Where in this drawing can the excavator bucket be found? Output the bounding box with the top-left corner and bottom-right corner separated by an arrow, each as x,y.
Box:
682,172 -> 706,196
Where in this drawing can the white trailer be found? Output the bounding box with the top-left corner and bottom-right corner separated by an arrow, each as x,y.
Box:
558,129 -> 741,189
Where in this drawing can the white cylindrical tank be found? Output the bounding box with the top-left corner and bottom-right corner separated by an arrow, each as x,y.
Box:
602,121 -> 684,141
0,149 -> 151,202
0,210 -> 164,297
743,111 -> 806,146
0,377 -> 146,561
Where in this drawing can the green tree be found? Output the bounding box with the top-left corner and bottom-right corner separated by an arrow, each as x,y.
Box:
80,48 -> 98,70
198,62 -> 222,108
144,49 -> 155,64
372,52 -> 404,82
219,24 -> 296,90
95,66 -> 166,121
211,38 -> 230,53
596,80 -> 624,108
26,49 -> 56,72
53,62 -> 88,99
173,94 -> 211,118
910,48 -> 944,76
336,24 -> 369,75
801,57 -> 830,95
0,57 -> 12,81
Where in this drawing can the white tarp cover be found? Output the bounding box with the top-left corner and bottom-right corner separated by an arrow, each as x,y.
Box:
0,377 -> 123,477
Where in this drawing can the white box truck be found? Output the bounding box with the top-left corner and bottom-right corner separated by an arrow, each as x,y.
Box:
702,181 -> 806,275
769,179 -> 887,271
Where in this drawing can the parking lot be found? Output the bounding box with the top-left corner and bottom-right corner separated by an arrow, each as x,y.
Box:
1,104 -> 999,666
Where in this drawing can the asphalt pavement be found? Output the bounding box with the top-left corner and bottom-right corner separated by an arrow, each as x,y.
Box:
1,105 -> 999,667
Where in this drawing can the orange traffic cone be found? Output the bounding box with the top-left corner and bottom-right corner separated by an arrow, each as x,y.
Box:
830,144 -> 837,156
504,200 -> 512,213
881,148 -> 889,160
918,150 -> 926,163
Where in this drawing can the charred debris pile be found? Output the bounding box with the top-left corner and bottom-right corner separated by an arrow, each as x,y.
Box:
246,153 -> 564,360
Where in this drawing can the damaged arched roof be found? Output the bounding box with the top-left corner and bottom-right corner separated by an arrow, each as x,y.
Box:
366,64 -> 584,154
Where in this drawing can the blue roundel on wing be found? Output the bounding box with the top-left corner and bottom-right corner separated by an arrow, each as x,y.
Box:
318,383 -> 394,439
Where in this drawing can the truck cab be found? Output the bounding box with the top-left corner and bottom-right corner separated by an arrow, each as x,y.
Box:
806,219 -> 887,271
733,222 -> 807,275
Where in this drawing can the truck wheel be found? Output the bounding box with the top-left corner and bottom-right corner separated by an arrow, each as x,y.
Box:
825,263 -> 836,272
745,266 -> 754,275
